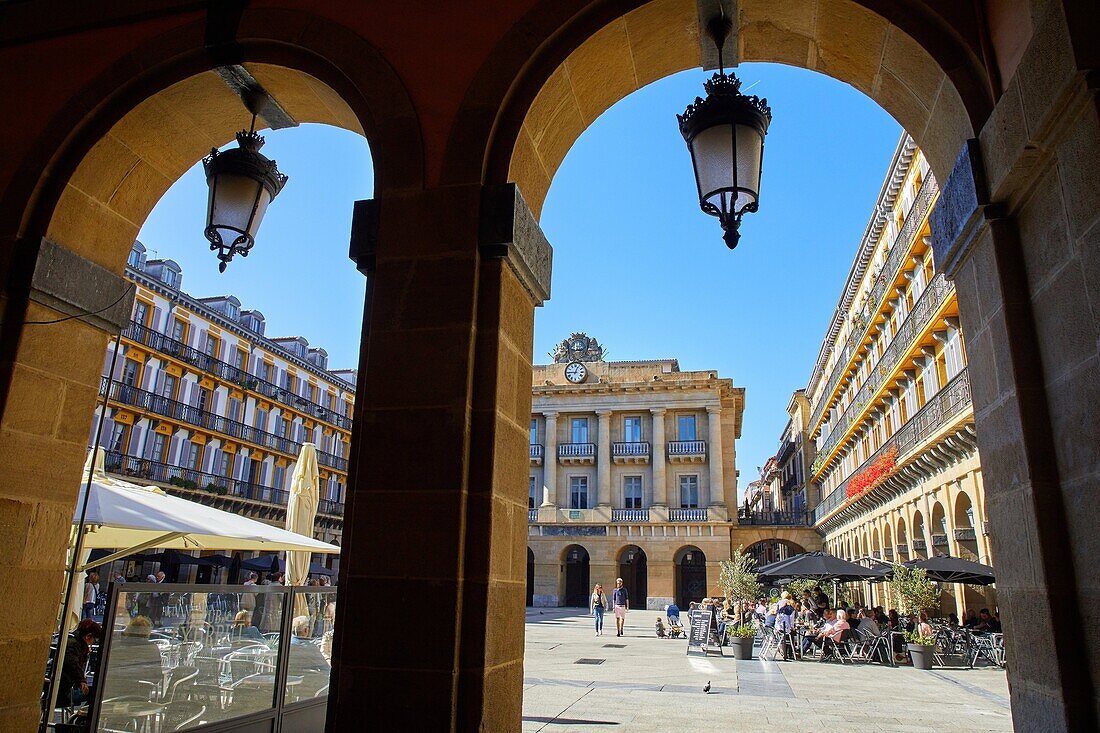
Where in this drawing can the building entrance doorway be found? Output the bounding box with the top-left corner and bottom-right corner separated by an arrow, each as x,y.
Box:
618,546 -> 647,609
563,545 -> 590,607
526,548 -> 535,607
676,548 -> 706,608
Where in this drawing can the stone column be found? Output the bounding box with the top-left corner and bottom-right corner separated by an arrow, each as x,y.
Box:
596,409 -> 612,508
650,408 -> 667,507
329,183 -> 552,731
706,406 -> 724,508
542,411 -> 558,507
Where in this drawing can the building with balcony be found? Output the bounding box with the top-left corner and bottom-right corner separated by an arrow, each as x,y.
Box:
525,332 -> 744,610
802,136 -> 994,616
88,241 -> 354,565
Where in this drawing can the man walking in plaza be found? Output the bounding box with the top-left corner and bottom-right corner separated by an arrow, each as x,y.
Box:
612,577 -> 629,637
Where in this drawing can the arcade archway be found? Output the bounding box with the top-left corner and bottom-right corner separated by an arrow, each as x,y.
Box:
618,545 -> 648,610
675,546 -> 707,608
562,544 -> 591,607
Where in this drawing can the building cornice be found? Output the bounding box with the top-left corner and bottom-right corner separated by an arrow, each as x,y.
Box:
127,265 -> 356,393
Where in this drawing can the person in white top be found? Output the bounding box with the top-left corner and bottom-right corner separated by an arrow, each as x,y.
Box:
82,572 -> 99,620
589,584 -> 609,636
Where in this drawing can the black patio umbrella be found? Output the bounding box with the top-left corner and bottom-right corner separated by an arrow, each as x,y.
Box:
905,554 -> 996,585
757,552 -> 885,583
241,554 -> 280,573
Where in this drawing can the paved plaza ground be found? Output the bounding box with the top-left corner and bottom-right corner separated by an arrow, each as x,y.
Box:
522,608 -> 1012,733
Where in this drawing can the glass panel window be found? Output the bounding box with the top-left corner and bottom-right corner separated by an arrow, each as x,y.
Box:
624,416 -> 642,443
197,388 -> 210,413
186,442 -> 202,470
121,359 -> 140,387
944,329 -> 965,379
678,415 -> 696,441
679,475 -> 699,508
171,319 -> 186,342
205,335 -> 218,357
150,433 -> 167,462
624,476 -> 642,509
570,417 -> 588,444
133,301 -> 149,326
219,451 -> 232,478
569,476 -> 588,509
161,374 -> 178,400
530,419 -> 538,445
107,423 -> 126,452
529,476 -> 537,509
234,349 -> 246,370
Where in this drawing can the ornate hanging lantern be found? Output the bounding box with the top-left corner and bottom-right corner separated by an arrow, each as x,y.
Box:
203,117 -> 288,272
677,16 -> 772,249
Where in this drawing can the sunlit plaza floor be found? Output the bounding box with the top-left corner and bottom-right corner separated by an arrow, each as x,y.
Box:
522,608 -> 1012,733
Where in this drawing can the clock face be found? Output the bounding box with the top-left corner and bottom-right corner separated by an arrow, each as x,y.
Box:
564,361 -> 588,384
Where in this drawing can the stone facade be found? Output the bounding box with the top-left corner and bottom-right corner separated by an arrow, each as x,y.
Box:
0,1 -> 1097,730
528,349 -> 743,609
803,136 -> 994,616
90,241 -> 353,554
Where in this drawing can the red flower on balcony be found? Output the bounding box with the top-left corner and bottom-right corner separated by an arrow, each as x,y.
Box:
845,446 -> 899,500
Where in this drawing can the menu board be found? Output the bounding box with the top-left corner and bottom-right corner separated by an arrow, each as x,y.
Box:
686,609 -> 722,656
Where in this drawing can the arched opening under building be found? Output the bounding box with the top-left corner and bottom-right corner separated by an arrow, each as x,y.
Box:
618,545 -> 647,610
745,539 -> 805,567
675,547 -> 706,608
562,545 -> 591,607
912,510 -> 927,560
954,493 -> 980,561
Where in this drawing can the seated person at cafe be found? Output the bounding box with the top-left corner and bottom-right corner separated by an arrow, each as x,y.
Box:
975,608 -> 1001,633
819,609 -> 851,661
287,616 -> 331,699
962,609 -> 979,628
100,616 -> 165,702
801,608 -> 834,656
232,610 -> 265,642
855,608 -> 881,638
59,619 -> 102,707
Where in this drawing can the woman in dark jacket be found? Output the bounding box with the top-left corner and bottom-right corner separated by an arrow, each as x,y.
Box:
59,619 -> 102,707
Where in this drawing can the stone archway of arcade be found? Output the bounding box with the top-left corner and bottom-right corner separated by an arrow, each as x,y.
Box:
0,1 -> 1097,731
734,527 -> 824,563
528,538 -> 728,609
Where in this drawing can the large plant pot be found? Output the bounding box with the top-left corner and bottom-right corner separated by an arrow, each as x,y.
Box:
907,643 -> 935,670
730,636 -> 755,660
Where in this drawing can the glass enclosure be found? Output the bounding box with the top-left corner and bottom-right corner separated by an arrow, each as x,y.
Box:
90,583 -> 336,732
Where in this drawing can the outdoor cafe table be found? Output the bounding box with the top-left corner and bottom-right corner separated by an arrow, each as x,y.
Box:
98,698 -> 165,733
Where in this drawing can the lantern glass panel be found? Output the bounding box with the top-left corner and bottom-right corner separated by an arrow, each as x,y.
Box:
207,172 -> 268,247
690,123 -> 735,207
734,123 -> 763,208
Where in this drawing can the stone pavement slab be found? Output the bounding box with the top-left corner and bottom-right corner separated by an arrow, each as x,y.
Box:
522,609 -> 1013,733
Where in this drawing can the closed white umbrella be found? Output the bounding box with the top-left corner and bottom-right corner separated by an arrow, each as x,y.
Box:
284,444 -> 320,618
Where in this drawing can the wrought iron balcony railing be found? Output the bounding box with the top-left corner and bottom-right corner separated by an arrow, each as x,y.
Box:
668,508 -> 708,522
814,272 -> 953,471
102,449 -> 344,516
811,367 -> 972,525
124,320 -> 352,430
808,177 -> 939,433
100,378 -> 348,471
611,508 -> 650,522
737,509 -> 812,526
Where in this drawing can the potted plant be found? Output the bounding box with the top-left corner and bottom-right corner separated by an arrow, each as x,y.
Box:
904,629 -> 937,670
727,624 -> 757,660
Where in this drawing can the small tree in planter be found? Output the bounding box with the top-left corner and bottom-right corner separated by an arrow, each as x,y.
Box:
891,564 -> 939,669
718,547 -> 763,606
718,548 -> 763,660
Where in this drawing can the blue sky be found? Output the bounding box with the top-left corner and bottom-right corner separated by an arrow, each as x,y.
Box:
138,62 -> 900,498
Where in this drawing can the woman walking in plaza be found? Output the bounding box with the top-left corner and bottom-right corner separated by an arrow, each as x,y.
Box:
590,583 -> 608,636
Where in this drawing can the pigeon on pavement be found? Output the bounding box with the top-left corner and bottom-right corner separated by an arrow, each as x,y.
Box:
703,681 -> 711,694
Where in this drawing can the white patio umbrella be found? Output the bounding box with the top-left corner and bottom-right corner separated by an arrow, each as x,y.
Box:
284,443 -> 320,617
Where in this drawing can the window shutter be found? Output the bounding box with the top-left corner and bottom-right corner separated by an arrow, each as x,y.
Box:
168,436 -> 180,465
151,306 -> 163,333
128,426 -> 144,456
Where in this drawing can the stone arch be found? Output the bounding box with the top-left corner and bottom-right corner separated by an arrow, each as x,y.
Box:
744,538 -> 805,566
462,0 -> 989,219
912,509 -> 927,559
896,514 -> 910,560
931,500 -> 948,541
954,490 -> 976,530
617,544 -> 648,609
